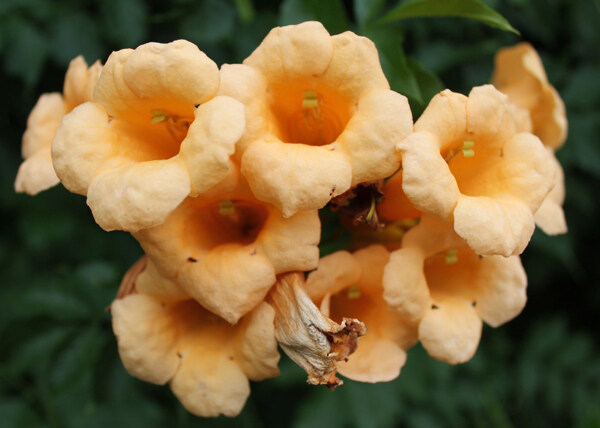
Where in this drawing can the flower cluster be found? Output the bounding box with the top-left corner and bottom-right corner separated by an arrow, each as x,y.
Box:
17,23 -> 567,417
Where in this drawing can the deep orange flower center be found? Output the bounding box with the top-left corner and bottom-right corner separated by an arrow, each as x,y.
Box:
185,199 -> 269,250
269,83 -> 352,146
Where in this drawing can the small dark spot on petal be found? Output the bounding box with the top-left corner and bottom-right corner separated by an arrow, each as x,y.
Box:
250,249 -> 257,255
194,104 -> 200,108
228,355 -> 234,361
472,301 -> 477,307
188,257 -> 197,263
431,304 -> 439,310
177,352 -> 183,359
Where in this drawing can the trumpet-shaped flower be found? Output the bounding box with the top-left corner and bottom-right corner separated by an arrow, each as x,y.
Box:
492,42 -> 567,149
383,215 -> 527,364
111,258 -> 280,417
398,85 -> 555,256
133,176 -> 320,324
219,21 -> 412,217
492,43 -> 568,235
305,245 -> 417,382
15,56 -> 101,195
52,40 -> 245,231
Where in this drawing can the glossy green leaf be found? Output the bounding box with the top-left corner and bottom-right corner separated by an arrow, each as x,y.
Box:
179,0 -> 236,44
381,0 -> 519,34
279,0 -> 349,34
100,0 -> 149,48
353,0 -> 386,28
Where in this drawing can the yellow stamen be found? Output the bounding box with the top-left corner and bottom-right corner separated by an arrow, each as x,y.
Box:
446,248 -> 458,264
218,200 -> 235,216
462,140 -> 475,157
347,285 -> 361,299
151,110 -> 167,124
302,90 -> 319,109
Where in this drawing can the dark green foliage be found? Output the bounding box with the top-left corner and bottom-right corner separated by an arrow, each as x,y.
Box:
1,1 -> 599,427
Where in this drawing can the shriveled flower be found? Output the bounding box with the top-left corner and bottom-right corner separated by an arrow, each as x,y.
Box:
15,56 -> 101,195
267,272 -> 366,389
398,85 -> 555,256
305,245 -> 417,382
383,215 -> 527,364
52,40 -> 245,232
492,42 -> 567,149
111,259 -> 280,417
219,21 -> 413,217
133,176 -> 320,324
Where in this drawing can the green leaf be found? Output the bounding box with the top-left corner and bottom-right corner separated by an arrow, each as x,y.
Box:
0,399 -> 45,428
5,326 -> 76,377
234,0 -> 255,23
3,20 -> 48,88
100,0 -> 149,48
279,0 -> 349,34
50,11 -> 104,67
178,0 -> 235,44
353,0 -> 386,28
50,325 -> 108,390
381,0 -> 519,34
407,58 -> 445,116
363,27 -> 422,103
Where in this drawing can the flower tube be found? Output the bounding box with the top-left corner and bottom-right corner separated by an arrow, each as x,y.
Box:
52,40 -> 245,231
219,21 -> 413,217
15,56 -> 101,195
398,85 -> 555,256
383,215 -> 527,364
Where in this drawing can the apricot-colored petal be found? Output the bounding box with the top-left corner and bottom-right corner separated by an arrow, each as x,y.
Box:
378,171 -> 422,221
14,148 -> 59,195
492,132 -> 555,212
51,102 -> 117,195
218,64 -> 270,156
22,93 -> 66,158
135,259 -> 189,301
234,302 -> 280,381
418,295 -> 482,364
352,244 -> 390,296
492,42 -> 567,149
180,96 -> 245,196
86,157 -> 191,232
170,336 -> 250,418
533,149 -> 567,235
475,256 -> 527,327
111,294 -> 180,384
63,56 -> 102,110
467,85 -> 518,148
323,32 -> 389,101
401,214 -> 464,256
383,247 -> 429,323
243,21 -> 332,85
305,251 -> 362,302
338,335 -> 406,383
179,245 -> 276,324
414,89 -> 468,148
95,41 -> 219,121
257,209 -> 321,274
242,138 -> 352,216
398,131 -> 460,221
453,194 -> 535,257
341,89 -> 411,185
